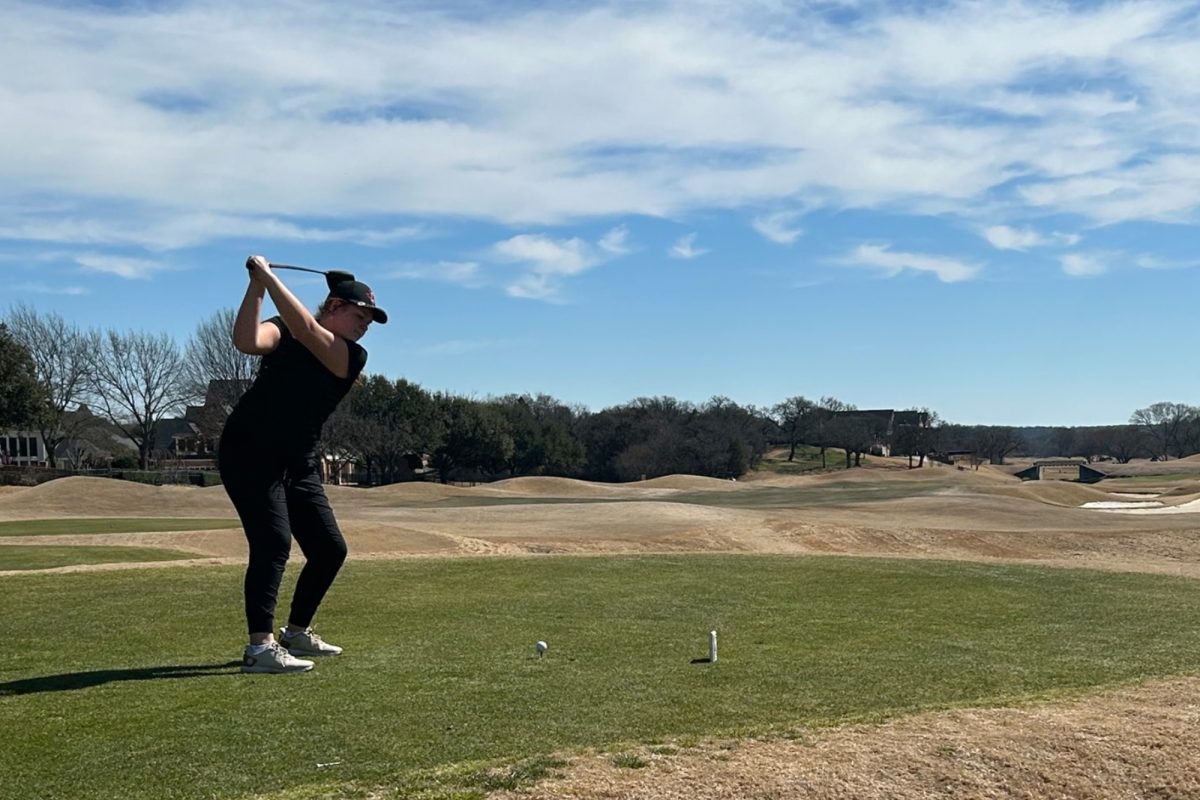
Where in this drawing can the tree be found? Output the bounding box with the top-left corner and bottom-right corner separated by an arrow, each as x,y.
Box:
329,376 -> 444,485
181,308 -> 258,439
772,395 -> 816,462
1131,402 -> 1196,460
892,408 -> 940,468
824,415 -> 873,468
1051,427 -> 1077,458
813,397 -> 855,468
86,329 -> 193,469
1106,425 -> 1150,464
432,396 -> 514,482
494,394 -> 585,477
4,305 -> 92,468
969,425 -> 1023,465
0,323 -> 44,433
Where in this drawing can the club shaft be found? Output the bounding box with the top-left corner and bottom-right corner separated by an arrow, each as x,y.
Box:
269,263 -> 326,276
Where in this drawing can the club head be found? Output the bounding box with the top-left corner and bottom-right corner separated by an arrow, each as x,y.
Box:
325,270 -> 356,289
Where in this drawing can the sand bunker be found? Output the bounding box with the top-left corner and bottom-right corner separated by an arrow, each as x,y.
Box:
1082,500 -> 1165,509
0,477 -> 235,519
7,466 -> 1200,580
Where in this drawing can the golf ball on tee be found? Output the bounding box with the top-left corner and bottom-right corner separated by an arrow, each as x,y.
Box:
536,640 -> 548,655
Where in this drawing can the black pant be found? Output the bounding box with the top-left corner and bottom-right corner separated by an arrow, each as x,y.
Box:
218,439 -> 348,636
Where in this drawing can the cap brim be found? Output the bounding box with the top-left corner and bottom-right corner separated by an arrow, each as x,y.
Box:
346,299 -> 388,324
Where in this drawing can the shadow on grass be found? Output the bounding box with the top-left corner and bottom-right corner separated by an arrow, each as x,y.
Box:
0,661 -> 243,696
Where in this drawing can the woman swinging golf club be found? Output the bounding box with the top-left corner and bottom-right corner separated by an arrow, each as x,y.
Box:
220,254 -> 387,673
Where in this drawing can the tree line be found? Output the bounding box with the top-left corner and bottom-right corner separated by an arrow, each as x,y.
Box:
1,304 -> 1196,481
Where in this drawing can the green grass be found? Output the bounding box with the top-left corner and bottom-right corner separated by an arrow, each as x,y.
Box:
1101,474 -> 1200,486
0,545 -> 200,571
0,518 -> 239,537
3,555 -> 1200,800
753,445 -> 847,475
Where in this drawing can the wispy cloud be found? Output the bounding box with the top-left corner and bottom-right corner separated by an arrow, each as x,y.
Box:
390,260 -> 485,288
752,211 -> 804,245
982,225 -> 1047,251
1135,254 -> 1199,270
842,244 -> 980,283
74,254 -> 166,280
1060,252 -> 1110,277
598,225 -> 631,256
494,226 -> 628,300
15,282 -> 89,295
670,233 -> 707,259
0,215 -> 424,251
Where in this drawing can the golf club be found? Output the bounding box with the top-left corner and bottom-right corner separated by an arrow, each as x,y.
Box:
245,257 -> 356,290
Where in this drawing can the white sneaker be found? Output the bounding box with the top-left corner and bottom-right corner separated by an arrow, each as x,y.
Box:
241,642 -> 314,674
280,627 -> 343,657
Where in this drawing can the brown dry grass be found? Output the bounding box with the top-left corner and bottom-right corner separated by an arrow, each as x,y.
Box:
6,467 -> 1200,798
492,677 -> 1200,800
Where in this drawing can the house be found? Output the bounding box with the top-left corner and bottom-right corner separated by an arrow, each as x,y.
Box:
0,430 -> 47,467
829,409 -> 930,456
154,379 -> 252,468
54,405 -> 139,468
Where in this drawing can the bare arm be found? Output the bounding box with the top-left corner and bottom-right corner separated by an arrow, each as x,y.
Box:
232,275 -> 281,355
246,255 -> 352,378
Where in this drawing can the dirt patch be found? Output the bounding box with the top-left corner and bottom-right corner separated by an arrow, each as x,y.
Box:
491,677 -> 1200,800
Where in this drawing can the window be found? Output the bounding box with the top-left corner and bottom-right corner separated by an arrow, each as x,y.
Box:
18,438 -> 28,458
29,438 -> 39,458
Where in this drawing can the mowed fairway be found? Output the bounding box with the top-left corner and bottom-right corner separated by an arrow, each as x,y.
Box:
5,467 -> 1200,798
4,556 -> 1200,800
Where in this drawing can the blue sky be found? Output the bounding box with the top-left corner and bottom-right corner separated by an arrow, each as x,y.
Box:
3,0 -> 1199,426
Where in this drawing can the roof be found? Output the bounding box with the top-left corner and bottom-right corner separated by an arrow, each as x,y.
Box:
153,418 -> 199,450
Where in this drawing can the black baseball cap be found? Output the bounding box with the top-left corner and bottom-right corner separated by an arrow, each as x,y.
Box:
329,280 -> 388,324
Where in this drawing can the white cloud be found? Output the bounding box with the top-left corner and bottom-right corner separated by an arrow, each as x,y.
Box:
506,273 -> 563,302
1135,255 -> 1198,270
493,227 -> 629,300
0,214 -> 424,251
843,244 -> 980,283
0,0 -> 1195,244
670,233 -> 707,259
75,254 -> 166,280
1053,231 -> 1082,246
982,225 -> 1046,251
598,225 -> 631,255
1060,252 -> 1109,277
752,211 -> 804,245
494,234 -> 594,275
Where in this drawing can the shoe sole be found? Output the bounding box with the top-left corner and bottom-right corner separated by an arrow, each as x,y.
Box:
281,647 -> 342,657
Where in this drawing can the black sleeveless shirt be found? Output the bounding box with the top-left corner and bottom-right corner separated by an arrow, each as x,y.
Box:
223,317 -> 367,458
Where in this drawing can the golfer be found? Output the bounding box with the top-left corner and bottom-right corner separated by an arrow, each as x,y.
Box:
220,254 -> 387,673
